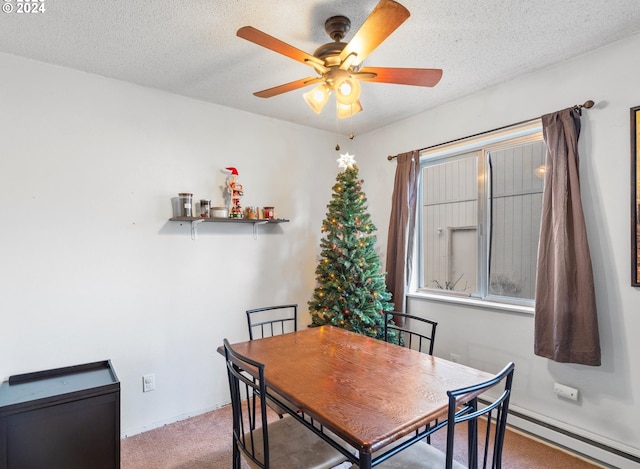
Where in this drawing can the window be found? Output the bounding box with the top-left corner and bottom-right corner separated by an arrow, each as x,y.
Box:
418,121 -> 545,305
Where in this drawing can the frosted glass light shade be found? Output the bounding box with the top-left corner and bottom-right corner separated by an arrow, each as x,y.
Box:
337,100 -> 363,119
334,75 -> 361,105
303,84 -> 330,114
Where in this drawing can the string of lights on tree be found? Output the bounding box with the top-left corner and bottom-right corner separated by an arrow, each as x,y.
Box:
308,153 -> 397,341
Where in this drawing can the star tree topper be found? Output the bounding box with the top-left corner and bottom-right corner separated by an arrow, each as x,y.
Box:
337,152 -> 356,170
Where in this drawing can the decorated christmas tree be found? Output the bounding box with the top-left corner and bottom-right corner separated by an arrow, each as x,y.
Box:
309,153 -> 396,340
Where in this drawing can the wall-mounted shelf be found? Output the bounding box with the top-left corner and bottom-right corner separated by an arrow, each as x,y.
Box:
169,217 -> 288,224
169,216 -> 289,239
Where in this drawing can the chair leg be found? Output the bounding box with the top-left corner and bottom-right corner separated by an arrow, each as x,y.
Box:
232,438 -> 241,469
467,418 -> 478,469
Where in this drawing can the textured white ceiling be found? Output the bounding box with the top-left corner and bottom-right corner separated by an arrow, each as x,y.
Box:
1,0 -> 640,135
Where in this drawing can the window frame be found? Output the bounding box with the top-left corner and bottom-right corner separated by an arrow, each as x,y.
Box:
414,119 -> 544,309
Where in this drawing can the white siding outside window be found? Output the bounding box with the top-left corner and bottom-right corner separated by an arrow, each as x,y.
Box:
422,153 -> 478,294
418,121 -> 544,305
488,141 -> 545,300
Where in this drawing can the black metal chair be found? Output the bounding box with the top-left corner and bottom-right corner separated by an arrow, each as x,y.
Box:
246,304 -> 298,418
369,362 -> 516,469
246,304 -> 298,340
384,312 -> 438,355
384,312 -> 439,443
223,339 -> 347,469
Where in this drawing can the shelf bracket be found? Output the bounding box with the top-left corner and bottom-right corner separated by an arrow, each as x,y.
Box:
191,218 -> 204,240
252,220 -> 269,240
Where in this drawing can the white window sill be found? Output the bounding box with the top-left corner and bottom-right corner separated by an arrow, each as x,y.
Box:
407,291 -> 535,316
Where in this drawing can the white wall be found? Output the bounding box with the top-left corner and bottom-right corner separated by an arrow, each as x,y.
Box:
3,30 -> 640,466
0,51 -> 340,435
357,33 -> 640,467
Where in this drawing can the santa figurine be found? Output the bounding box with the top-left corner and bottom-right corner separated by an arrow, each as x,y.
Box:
224,167 -> 244,218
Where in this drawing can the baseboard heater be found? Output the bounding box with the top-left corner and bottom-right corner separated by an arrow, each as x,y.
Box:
479,398 -> 640,468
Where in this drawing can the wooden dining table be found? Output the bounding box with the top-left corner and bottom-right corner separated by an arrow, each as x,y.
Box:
223,325 -> 494,468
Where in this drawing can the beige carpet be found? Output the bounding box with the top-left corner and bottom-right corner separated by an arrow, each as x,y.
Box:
121,405 -> 602,469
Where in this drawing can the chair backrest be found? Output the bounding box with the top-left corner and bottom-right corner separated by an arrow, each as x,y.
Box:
223,338 -> 270,469
383,312 -> 438,355
246,304 -> 298,340
445,362 -> 515,469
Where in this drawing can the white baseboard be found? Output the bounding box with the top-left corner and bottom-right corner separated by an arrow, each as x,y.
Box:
506,403 -> 640,469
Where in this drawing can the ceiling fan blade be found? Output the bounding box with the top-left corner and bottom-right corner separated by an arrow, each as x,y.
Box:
237,26 -> 325,69
339,0 -> 410,68
357,67 -> 443,87
253,77 -> 323,98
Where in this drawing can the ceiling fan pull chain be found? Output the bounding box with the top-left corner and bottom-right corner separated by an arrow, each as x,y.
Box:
335,106 -> 341,151
348,108 -> 355,155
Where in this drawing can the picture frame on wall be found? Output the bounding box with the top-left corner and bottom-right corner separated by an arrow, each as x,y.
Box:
632,106 -> 640,287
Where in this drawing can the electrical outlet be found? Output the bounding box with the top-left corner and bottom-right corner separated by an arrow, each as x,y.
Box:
553,382 -> 578,401
143,373 -> 155,392
450,353 -> 460,363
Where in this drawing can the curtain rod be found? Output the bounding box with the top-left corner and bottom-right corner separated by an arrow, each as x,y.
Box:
387,100 -> 595,161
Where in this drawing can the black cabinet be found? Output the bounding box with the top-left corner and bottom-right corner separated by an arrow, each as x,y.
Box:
0,360 -> 120,469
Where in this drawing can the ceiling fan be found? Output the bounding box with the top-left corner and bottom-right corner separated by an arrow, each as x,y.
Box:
237,0 -> 443,118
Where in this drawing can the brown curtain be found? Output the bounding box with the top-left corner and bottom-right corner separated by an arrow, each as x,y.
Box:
534,108 -> 601,366
385,150 -> 420,314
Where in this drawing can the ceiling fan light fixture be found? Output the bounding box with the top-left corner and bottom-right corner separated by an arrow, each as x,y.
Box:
239,1 -> 443,118
337,100 -> 363,119
334,74 -> 361,105
303,83 -> 330,113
